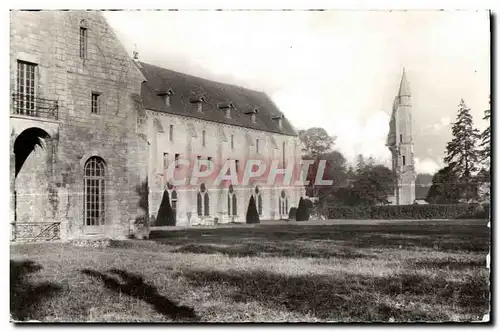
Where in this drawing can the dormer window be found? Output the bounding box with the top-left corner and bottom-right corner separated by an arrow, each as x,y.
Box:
157,88 -> 173,107
218,101 -> 234,119
272,114 -> 285,129
244,108 -> 259,123
189,95 -> 205,113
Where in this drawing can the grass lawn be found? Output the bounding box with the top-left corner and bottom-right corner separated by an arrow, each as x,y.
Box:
10,219 -> 490,323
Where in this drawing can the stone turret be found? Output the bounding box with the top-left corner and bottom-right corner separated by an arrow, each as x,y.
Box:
387,68 -> 416,205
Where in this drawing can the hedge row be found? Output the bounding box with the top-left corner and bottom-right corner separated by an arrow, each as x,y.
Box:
326,204 -> 490,220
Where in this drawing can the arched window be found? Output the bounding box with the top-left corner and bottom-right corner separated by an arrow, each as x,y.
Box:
84,157 -> 106,226
170,189 -> 178,213
79,19 -> 88,59
255,186 -> 263,215
197,183 -> 210,216
228,185 -> 237,216
279,190 -> 288,217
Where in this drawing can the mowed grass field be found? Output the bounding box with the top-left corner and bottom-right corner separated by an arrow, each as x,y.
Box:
10,219 -> 490,323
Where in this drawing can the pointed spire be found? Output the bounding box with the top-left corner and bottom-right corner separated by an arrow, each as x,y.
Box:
398,67 -> 411,97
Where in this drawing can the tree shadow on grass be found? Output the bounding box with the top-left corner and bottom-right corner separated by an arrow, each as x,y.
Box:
81,269 -> 199,321
179,269 -> 489,322
10,260 -> 62,322
173,242 -> 371,259
151,221 -> 490,253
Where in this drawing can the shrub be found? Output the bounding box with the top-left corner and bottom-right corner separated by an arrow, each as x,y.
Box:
156,190 -> 175,226
288,207 -> 297,221
296,197 -> 311,221
326,204 -> 487,220
246,195 -> 260,224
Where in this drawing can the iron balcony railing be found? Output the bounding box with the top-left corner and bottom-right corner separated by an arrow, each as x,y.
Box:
12,93 -> 59,120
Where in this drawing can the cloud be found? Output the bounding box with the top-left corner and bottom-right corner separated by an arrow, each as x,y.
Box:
414,157 -> 441,174
422,116 -> 451,133
104,10 -> 489,170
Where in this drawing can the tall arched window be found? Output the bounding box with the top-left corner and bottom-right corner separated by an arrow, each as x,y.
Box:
84,157 -> 106,226
279,190 -> 288,217
197,183 -> 210,216
228,185 -> 237,216
255,186 -> 263,215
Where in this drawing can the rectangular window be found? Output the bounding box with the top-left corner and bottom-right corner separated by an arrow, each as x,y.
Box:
400,134 -> 403,142
91,92 -> 100,114
402,155 -> 406,166
169,125 -> 174,142
15,61 -> 37,116
231,134 -> 234,150
202,130 -> 206,147
175,153 -> 180,168
256,139 -> 260,154
80,27 -> 87,59
235,159 -> 239,172
207,156 -> 212,170
163,153 -> 169,169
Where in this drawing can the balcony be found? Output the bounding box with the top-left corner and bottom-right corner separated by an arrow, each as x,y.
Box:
11,93 -> 59,120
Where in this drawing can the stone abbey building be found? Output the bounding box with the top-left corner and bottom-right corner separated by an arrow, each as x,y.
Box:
10,10 -> 305,241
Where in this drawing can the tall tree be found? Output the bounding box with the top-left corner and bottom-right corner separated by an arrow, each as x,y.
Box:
479,96 -> 491,164
305,150 -> 347,198
426,166 -> 461,204
345,161 -> 394,206
444,99 -> 481,202
298,127 -> 336,157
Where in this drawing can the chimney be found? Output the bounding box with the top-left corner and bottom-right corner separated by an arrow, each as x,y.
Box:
157,88 -> 173,107
189,95 -> 205,112
244,108 -> 259,123
272,114 -> 285,129
132,50 -> 142,68
218,101 -> 234,118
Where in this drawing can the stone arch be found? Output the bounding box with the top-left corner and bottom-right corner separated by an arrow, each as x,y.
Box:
279,190 -> 289,217
13,127 -> 55,224
14,127 -> 51,177
197,183 -> 210,216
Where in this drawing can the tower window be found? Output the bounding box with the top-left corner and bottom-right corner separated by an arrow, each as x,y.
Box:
80,27 -> 88,59
256,138 -> 260,154
91,92 -> 100,114
202,130 -> 206,147
231,134 -> 234,150
400,134 -> 403,142
169,125 -> 174,142
402,156 -> 406,166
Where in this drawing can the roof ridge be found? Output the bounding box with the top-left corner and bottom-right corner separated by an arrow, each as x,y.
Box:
139,61 -> 267,97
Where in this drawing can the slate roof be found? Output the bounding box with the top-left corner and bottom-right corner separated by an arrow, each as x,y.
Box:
138,61 -> 298,136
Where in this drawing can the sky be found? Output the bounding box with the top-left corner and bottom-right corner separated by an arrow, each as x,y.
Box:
104,10 -> 490,174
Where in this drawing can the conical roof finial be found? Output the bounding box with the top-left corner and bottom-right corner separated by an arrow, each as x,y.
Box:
398,67 -> 410,97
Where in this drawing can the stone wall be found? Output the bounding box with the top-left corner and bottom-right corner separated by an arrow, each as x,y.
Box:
10,10 -> 147,240
145,110 -> 305,225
